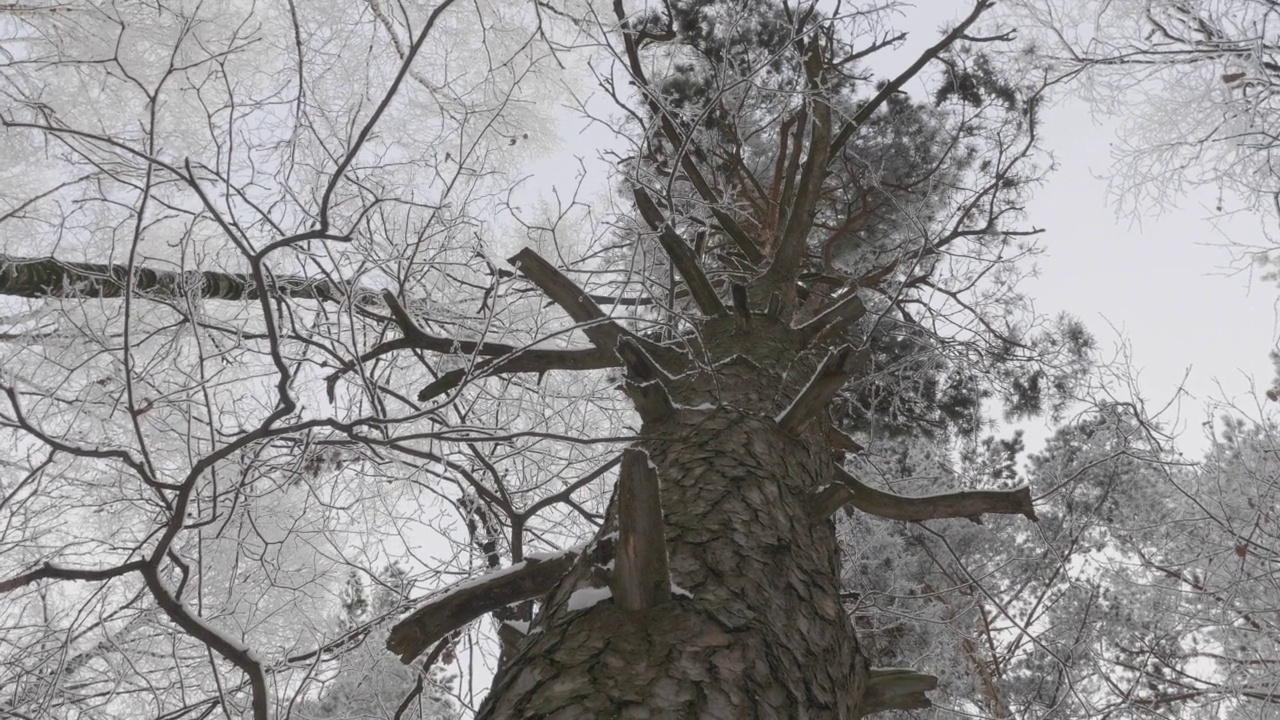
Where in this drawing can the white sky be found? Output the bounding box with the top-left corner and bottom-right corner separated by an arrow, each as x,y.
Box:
885,5 -> 1280,459
1023,102 -> 1278,458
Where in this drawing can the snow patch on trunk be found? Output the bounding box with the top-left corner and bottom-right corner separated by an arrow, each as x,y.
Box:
567,586 -> 613,611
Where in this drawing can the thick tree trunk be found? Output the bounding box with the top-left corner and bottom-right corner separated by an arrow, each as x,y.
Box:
478,315 -> 869,718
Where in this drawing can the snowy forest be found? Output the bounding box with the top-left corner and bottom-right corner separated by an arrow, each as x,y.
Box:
1,0 -> 1278,717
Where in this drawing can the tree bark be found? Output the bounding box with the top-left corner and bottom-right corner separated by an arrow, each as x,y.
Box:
477,315 -> 869,718
0,255 -> 354,302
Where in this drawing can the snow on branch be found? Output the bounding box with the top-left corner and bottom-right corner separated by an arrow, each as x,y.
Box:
616,336 -> 676,422
142,565 -> 269,720
776,346 -> 870,434
386,551 -> 578,664
611,448 -> 671,612
812,465 -> 1038,523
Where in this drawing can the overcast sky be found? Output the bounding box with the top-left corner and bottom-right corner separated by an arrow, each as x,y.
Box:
883,6 -> 1280,459
1023,101 -> 1278,458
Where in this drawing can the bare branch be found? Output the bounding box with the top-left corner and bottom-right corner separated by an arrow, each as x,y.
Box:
767,36 -> 833,294
142,564 -> 270,720
612,0 -> 764,265
387,551 -> 578,663
777,346 -> 869,434
317,0 -> 464,228
862,667 -> 939,715
797,288 -> 866,347
828,0 -> 995,161
0,559 -> 146,594
415,345 -> 620,402
731,283 -> 751,321
826,426 -> 866,460
614,335 -> 669,384
632,187 -> 728,317
813,466 -> 1039,523
623,380 -> 676,424
508,248 -> 627,353
615,337 -> 678,422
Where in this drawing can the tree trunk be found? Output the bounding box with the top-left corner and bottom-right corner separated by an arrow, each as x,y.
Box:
478,315 -> 869,718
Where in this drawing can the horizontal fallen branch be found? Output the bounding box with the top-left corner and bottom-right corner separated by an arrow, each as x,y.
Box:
0,254 -> 357,302
813,466 -> 1038,523
386,551 -> 577,663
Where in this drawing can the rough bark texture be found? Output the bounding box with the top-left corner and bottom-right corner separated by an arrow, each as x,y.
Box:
478,315 -> 869,718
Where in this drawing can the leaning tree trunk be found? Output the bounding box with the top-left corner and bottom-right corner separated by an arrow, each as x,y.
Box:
478,314 -> 867,718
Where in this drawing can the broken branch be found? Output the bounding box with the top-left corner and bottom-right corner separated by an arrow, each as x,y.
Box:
387,551 -> 578,663
797,288 -> 866,347
731,283 -> 751,321
813,466 -> 1039,523
623,380 -> 676,424
612,448 -> 671,612
863,667 -> 939,715
508,248 -> 626,353
776,346 -> 869,434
